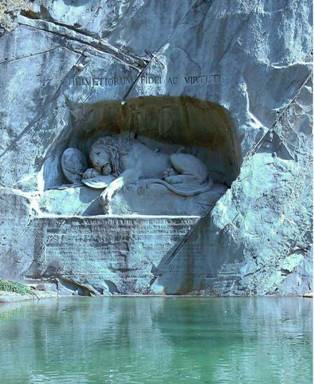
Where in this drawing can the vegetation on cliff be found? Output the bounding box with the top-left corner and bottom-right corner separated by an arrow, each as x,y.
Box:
0,279 -> 32,295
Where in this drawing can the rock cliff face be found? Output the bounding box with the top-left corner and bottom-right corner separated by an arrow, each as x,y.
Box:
0,0 -> 312,295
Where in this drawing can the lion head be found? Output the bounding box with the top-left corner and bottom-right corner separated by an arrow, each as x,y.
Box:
89,136 -> 124,177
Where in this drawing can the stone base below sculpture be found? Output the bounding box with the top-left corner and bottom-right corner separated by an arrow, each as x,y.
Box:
39,185 -> 102,216
27,216 -> 200,294
110,183 -> 227,216
39,183 -> 227,216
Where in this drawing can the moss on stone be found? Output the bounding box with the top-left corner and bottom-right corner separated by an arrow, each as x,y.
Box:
0,0 -> 32,31
0,279 -> 33,295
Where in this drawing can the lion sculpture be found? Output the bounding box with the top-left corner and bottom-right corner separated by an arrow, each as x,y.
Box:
61,134 -> 213,213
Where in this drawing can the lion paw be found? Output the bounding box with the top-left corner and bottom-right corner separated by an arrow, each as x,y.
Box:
100,190 -> 113,212
162,167 -> 176,179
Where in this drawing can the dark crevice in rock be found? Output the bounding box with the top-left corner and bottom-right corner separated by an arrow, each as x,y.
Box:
19,8 -> 40,20
21,6 -> 99,39
192,0 -> 216,11
280,268 -> 292,276
108,267 -> 138,273
0,45 -> 61,65
104,280 -> 120,294
122,56 -> 154,101
17,14 -> 149,70
246,71 -> 313,159
55,276 -> 101,296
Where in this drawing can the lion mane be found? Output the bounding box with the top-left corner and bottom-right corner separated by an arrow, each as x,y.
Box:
89,135 -> 131,177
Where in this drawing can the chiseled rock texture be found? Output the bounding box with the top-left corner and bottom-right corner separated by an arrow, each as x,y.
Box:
0,0 -> 312,295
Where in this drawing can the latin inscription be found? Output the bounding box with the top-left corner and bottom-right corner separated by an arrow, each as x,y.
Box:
34,217 -> 199,279
71,73 -> 220,88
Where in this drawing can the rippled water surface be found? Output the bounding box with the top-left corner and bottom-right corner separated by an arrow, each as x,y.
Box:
0,297 -> 311,384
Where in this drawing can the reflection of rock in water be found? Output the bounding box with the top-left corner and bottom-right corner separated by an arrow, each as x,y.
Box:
0,298 -> 311,383
56,133 -> 226,216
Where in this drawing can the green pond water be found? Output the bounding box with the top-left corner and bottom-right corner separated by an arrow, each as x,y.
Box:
0,297 -> 311,384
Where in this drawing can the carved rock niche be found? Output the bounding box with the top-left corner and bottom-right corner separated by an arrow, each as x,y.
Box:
40,96 -> 241,216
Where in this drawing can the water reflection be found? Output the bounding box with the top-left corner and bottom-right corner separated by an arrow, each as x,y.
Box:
0,297 -> 312,384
